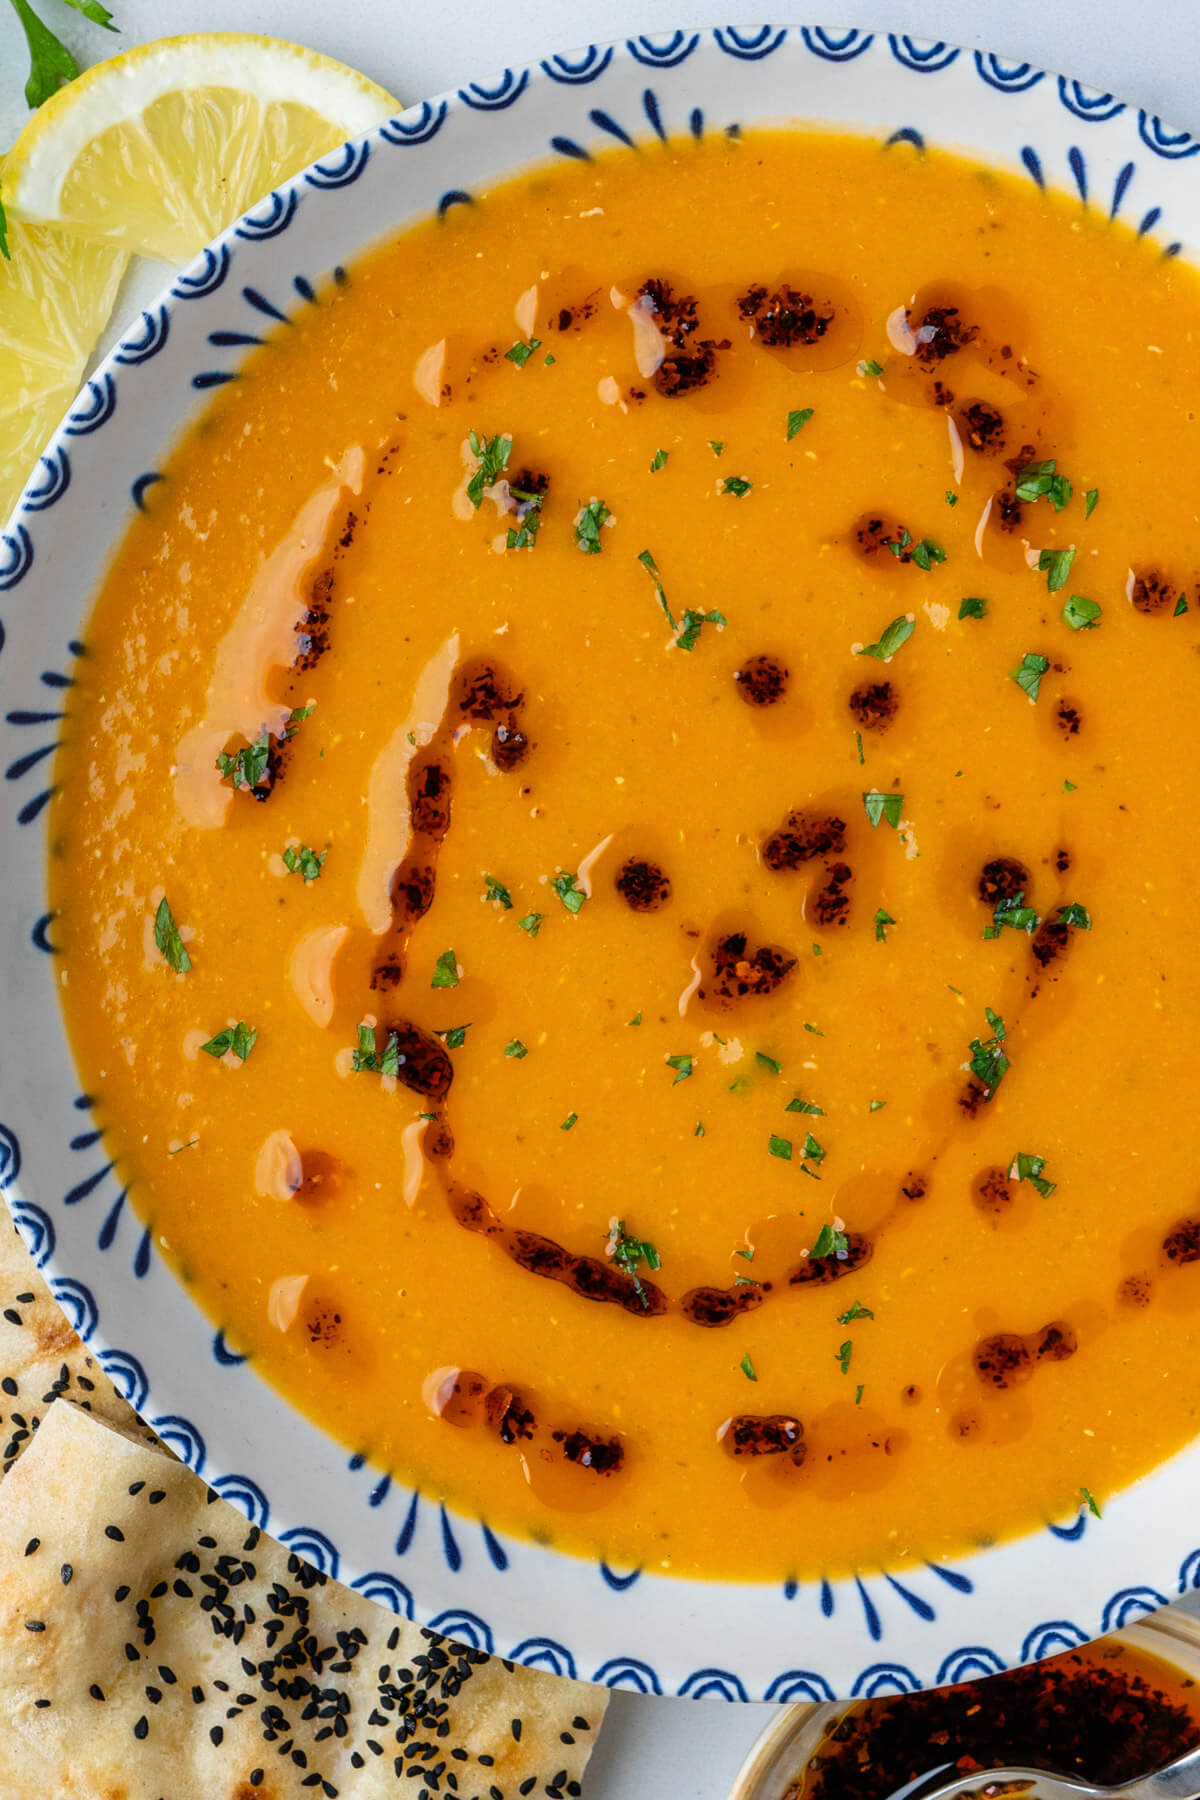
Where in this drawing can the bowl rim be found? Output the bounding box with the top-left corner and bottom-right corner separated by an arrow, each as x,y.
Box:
4,22 -> 1200,1701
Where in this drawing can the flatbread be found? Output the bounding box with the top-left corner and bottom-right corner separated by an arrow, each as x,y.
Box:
0,1399 -> 607,1799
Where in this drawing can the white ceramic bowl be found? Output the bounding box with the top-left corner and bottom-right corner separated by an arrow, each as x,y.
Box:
4,26 -> 1200,1701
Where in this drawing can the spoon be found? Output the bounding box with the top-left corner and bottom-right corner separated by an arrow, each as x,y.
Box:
884,1742 -> 1200,1800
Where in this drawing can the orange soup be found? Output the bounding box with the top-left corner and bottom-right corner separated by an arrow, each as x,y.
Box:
50,130 -> 1200,1580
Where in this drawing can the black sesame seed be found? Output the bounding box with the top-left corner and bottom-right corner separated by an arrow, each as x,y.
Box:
128,1480 -> 145,1495
519,1779 -> 536,1797
249,1773 -> 264,1788
114,1584 -> 130,1602
59,1564 -> 72,1586
1,1378 -> 16,1396
560,1733 -> 575,1745
149,1489 -> 166,1504
24,1620 -> 45,1632
124,1643 -> 140,1663
133,1717 -> 149,1741
145,1687 -> 162,1705
209,1726 -> 223,1747
4,1308 -> 23,1326
89,1684 -> 105,1701
34,1698 -> 50,1709
105,1524 -> 125,1543
191,1685 -> 204,1704
24,1537 -> 40,1556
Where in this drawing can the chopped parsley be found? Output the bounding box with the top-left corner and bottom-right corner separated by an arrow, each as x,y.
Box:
484,874 -> 513,909
628,1011 -> 642,1026
439,1025 -> 469,1050
504,335 -> 541,367
984,892 -> 1040,938
801,1132 -> 826,1167
855,1383 -> 865,1405
1064,779 -> 1077,793
855,730 -> 865,765
505,1039 -> 528,1059
868,1099 -> 885,1112
1015,458 -> 1072,512
1058,902 -> 1092,929
465,430 -> 512,508
201,1021 -> 257,1061
637,548 -> 674,630
666,1054 -> 694,1085
838,1301 -> 874,1324
755,1051 -> 782,1075
1084,488 -> 1099,519
551,871 -> 587,914
786,1097 -> 825,1116
1081,1486 -> 1102,1519
154,898 -> 191,974
675,607 -> 727,653
721,476 -> 753,498
607,1219 -> 661,1307
650,448 -> 669,472
863,790 -> 903,830
873,908 -> 895,942
694,1121 -> 705,1138
216,731 -> 270,792
739,1351 -> 757,1381
768,1134 -> 792,1161
858,358 -> 883,378
1012,1151 -> 1056,1198
284,703 -> 314,739
1037,546 -> 1076,593
811,1223 -> 849,1260
1061,594 -> 1101,631
506,486 -> 544,550
560,1111 -> 578,1131
885,529 -> 945,570
1010,652 -> 1050,703
519,912 -> 545,937
352,1025 -> 401,1076
575,498 -> 611,555
282,845 -> 325,883
169,1139 -> 198,1156
958,597 -> 988,620
967,1007 -> 1010,1099
432,949 -> 460,987
836,1340 -> 853,1375
945,490 -> 958,507
858,614 -> 914,661
709,440 -> 724,457
787,407 -> 814,440
1176,596 -> 1190,617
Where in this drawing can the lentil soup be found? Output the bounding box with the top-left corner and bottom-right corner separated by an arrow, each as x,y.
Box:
50,130 -> 1200,1579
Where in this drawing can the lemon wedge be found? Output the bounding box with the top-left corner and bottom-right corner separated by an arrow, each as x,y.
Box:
3,33 -> 399,262
0,198 -> 127,524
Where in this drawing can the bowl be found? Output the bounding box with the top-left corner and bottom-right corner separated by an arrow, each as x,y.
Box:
4,24 -> 1200,1702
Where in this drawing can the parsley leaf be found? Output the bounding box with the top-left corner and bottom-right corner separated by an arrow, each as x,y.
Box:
739,1351 -> 757,1381
505,1039 -> 528,1059
483,873 -> 513,909
984,891 -> 1040,939
216,731 -> 270,792
1037,546 -> 1076,593
1012,1151 -> 1056,1198
506,486 -> 544,550
863,790 -> 903,830
201,1021 -> 257,1062
576,498 -> 611,555
439,1025 -> 469,1050
721,476 -> 753,498
154,898 -> 191,974
10,0 -> 82,108
883,529 -> 945,570
1057,902 -> 1092,929
945,490 -> 958,507
838,1301 -> 874,1324
1081,1486 -> 1102,1519
518,912 -> 545,937
811,1224 -> 849,1259
466,430 -> 512,508
786,1097 -> 825,1116
666,1054 -> 694,1085
674,607 -> 727,652
607,1219 -> 661,1307
431,949 -> 460,988
873,908 -> 895,942
552,871 -> 586,914
858,614 -> 914,661
1084,488 -> 1099,519
709,440 -> 724,457
282,845 -> 325,883
650,448 -> 669,472
787,408 -> 814,440
1015,458 -> 1072,512
504,335 -> 542,367
858,358 -> 883,378
1062,594 -> 1101,631
755,1052 -> 782,1075
695,1121 -> 706,1138
1010,652 -> 1050,703
836,1340 -> 853,1375
801,1133 -> 826,1167
284,703 -> 314,739
352,1024 -> 401,1075
768,1134 -> 792,1161
967,1007 -> 1010,1100
958,597 -> 988,620
637,548 -> 675,630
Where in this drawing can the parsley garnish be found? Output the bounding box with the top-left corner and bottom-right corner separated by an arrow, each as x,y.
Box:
945,490 -> 958,507
873,908 -> 895,942
628,1011 -> 642,1027
1010,652 -> 1050,703
869,1099 -> 885,1112
1015,458 -> 1072,512
967,1007 -> 1009,1099
884,529 -> 945,570
576,498 -> 611,555
958,597 -> 988,619
607,1219 -> 661,1306
739,1351 -> 757,1381
666,1054 -> 694,1085
504,335 -> 542,367
431,949 -> 460,988
855,1383 -> 865,1405
1064,779 -> 1077,793
466,431 -> 512,508
1062,594 -> 1101,631
518,912 -> 545,937
858,358 -> 883,378
855,730 -> 864,766
484,874 -> 513,909
505,1039 -> 528,1059
282,845 -> 325,883
11,0 -> 115,110
201,1021 -> 257,1062
838,1301 -> 874,1323
352,1025 -> 401,1076
709,440 -> 724,457
439,1025 -> 469,1050
1176,596 -> 1190,617
836,1340 -> 853,1375
721,476 -> 752,498
285,703 -> 314,739
637,548 -> 675,630
755,1052 -> 782,1075
169,1139 -> 198,1156
811,1224 -> 849,1260
1081,1486 -> 1102,1519
1012,1151 -> 1056,1198
216,731 -> 270,791
1037,546 -> 1076,593
787,408 -> 814,440
154,898 -> 191,974
1058,902 -> 1092,929
506,485 -> 544,550
863,790 -> 903,830
984,891 -> 1040,939
801,1133 -> 826,1168
768,1134 -> 792,1161
650,448 -> 669,472
552,871 -> 586,914
1084,488 -> 1099,519
560,1111 -> 578,1131
786,1097 -> 825,1116
694,1121 -> 705,1137
858,614 -> 914,661
675,608 -> 727,652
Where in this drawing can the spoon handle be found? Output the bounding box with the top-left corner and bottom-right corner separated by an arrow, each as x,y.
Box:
1121,1742 -> 1200,1800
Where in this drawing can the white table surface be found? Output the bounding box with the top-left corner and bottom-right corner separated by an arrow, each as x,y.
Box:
3,1 -> 1200,1792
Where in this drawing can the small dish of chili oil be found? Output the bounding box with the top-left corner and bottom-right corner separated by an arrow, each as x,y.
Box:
735,1633 -> 1200,1800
